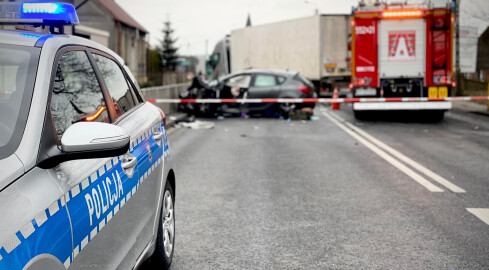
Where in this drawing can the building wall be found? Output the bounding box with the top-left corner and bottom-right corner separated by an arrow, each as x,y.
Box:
75,0 -> 147,83
75,1 -> 117,50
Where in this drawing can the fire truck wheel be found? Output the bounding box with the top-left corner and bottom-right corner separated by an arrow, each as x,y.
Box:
354,110 -> 367,121
429,111 -> 445,122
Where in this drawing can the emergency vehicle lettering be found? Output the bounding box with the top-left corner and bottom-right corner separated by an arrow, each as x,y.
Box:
65,121 -> 166,268
85,172 -> 124,226
355,25 -> 375,35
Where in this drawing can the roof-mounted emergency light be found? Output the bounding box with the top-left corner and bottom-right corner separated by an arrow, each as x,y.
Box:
0,2 -> 79,26
382,10 -> 423,19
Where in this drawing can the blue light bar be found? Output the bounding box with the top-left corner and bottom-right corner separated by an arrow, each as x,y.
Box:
0,2 -> 79,26
23,3 -> 62,14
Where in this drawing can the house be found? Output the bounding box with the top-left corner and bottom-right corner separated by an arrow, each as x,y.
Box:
474,26 -> 489,81
0,0 -> 149,83
75,0 -> 149,83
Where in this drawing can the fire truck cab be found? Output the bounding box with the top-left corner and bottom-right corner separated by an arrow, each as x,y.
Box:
351,0 -> 455,120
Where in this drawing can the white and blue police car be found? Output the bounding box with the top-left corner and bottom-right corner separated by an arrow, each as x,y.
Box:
0,2 -> 175,270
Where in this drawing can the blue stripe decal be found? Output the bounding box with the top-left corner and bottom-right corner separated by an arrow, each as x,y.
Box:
67,121 -> 167,267
0,199 -> 72,270
0,121 -> 169,270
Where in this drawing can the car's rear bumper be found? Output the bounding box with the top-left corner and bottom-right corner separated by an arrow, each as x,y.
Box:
353,101 -> 452,111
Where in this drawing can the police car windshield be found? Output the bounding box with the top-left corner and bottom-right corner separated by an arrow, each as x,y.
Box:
0,44 -> 40,159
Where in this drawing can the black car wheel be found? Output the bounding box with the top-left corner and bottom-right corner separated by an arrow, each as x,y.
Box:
150,181 -> 175,269
279,100 -> 296,119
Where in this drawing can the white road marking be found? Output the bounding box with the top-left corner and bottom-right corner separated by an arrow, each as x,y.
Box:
323,111 -> 444,192
328,112 -> 466,193
467,208 -> 489,225
324,114 -> 465,193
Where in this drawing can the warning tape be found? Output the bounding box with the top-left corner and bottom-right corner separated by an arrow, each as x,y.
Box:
147,96 -> 489,104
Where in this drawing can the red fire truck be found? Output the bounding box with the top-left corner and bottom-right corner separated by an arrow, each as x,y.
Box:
350,0 -> 455,120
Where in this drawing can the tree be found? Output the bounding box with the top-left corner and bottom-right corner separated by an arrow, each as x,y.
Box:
159,21 -> 179,71
148,48 -> 162,72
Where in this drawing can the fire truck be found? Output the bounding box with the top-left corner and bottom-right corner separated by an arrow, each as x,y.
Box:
351,0 -> 455,120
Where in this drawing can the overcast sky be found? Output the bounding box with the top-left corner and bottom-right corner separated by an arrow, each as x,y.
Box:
115,0 -> 358,55
115,0 -> 489,56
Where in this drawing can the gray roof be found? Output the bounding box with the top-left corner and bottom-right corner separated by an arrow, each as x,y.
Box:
96,0 -> 148,33
0,30 -> 124,64
0,30 -> 50,47
238,69 -> 298,77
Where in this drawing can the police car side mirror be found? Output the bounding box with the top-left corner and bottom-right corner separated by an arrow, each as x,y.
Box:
61,122 -> 129,153
39,122 -> 130,169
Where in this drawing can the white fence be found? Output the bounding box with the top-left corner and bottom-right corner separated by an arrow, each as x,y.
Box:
142,83 -> 190,113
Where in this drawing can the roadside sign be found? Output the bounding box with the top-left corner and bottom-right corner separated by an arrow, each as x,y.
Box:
460,26 -> 478,74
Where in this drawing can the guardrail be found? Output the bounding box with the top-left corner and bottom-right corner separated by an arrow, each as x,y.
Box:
142,83 -> 190,113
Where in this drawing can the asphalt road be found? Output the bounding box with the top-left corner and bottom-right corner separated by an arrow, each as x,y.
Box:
166,105 -> 489,269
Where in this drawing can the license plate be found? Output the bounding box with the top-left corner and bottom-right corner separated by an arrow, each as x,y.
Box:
428,87 -> 438,98
438,87 -> 448,98
355,88 -> 376,96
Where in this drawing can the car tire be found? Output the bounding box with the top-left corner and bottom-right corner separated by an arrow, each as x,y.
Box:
151,181 -> 175,269
279,100 -> 296,119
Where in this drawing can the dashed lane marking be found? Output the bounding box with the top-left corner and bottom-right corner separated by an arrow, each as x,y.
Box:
323,111 -> 444,192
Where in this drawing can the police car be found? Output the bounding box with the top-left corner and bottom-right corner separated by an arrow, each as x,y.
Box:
0,3 -> 175,270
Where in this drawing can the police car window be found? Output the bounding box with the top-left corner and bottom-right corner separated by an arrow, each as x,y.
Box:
50,51 -> 109,140
253,74 -> 277,87
92,54 -> 137,118
0,44 -> 39,159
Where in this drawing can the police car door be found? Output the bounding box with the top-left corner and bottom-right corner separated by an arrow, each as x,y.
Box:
88,51 -> 166,269
47,47 -> 134,269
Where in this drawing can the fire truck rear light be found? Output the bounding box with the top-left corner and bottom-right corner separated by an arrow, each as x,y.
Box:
433,76 -> 453,85
382,10 -> 423,19
352,77 -> 371,87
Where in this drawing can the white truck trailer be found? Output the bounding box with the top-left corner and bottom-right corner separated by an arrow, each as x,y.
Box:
208,15 -> 351,95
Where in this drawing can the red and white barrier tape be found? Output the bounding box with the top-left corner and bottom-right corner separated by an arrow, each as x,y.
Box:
147,96 -> 489,104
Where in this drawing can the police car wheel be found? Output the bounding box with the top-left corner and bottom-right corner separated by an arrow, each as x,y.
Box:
152,181 -> 175,268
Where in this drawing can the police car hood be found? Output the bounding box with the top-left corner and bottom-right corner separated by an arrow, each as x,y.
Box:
0,154 -> 24,191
